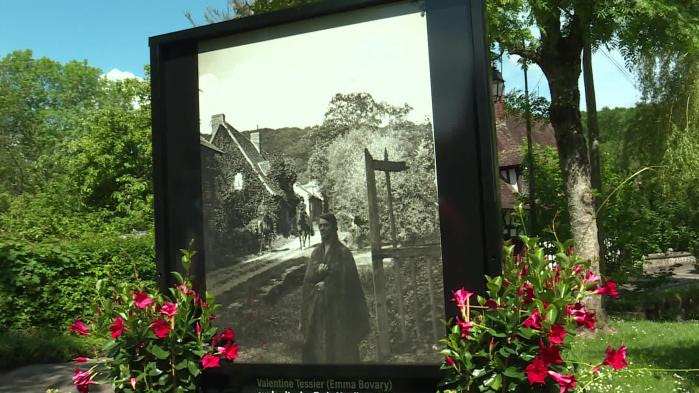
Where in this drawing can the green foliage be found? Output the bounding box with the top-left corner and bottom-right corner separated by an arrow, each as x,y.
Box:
518,145 -> 571,246
0,50 -> 105,195
0,234 -> 155,331
504,89 -> 550,120
72,248 -> 237,393
0,329 -> 104,370
606,283 -> 699,321
440,235 -> 620,392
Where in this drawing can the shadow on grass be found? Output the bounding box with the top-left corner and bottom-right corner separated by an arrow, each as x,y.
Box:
630,340 -> 699,388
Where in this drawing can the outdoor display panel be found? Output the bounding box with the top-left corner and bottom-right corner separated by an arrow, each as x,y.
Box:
150,0 -> 501,392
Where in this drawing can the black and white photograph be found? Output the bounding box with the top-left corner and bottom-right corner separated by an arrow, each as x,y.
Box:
198,3 -> 446,365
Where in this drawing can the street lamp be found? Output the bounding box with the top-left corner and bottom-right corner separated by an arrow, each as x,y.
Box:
491,67 -> 505,102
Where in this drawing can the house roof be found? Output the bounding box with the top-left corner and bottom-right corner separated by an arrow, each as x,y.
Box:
199,136 -> 224,153
497,114 -> 556,167
209,121 -> 281,196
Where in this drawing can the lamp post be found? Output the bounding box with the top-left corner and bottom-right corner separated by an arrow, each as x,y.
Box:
491,67 -> 505,102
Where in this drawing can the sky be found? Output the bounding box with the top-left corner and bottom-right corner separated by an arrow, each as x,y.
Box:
199,9 -> 433,132
1,1 -> 641,110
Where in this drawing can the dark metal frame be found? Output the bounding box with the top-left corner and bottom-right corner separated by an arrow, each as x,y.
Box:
149,0 -> 500,391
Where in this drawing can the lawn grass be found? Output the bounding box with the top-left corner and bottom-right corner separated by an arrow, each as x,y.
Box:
0,328 -> 105,370
568,317 -> 699,393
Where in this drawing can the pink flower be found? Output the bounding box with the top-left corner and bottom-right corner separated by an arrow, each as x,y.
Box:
195,322 -> 202,335
514,254 -> 523,264
72,368 -> 95,393
584,270 -> 600,282
451,288 -> 473,309
523,309 -> 542,330
456,316 -> 474,339
603,345 -> 628,371
566,303 -> 595,328
109,316 -> 125,339
548,370 -> 577,393
596,280 -> 619,298
177,284 -> 191,295
445,355 -> 456,367
220,327 -> 235,342
133,291 -> 153,309
72,357 -> 89,363
548,324 -> 568,345
161,301 -> 178,318
217,342 -> 240,361
130,377 -> 137,390
69,320 -> 90,336
525,357 -> 549,385
572,264 -> 584,275
150,319 -> 171,339
489,338 -> 495,352
202,354 -> 221,369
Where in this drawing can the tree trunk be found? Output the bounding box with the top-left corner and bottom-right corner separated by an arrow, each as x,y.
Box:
539,56 -> 603,316
583,43 -> 606,276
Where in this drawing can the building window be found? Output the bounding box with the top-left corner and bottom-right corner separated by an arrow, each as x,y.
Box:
233,173 -> 244,191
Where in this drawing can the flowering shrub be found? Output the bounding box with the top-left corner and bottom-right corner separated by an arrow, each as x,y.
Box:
440,236 -> 626,393
68,246 -> 237,392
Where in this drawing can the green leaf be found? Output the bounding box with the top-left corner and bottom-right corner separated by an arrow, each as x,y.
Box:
175,359 -> 188,370
148,344 -> 170,360
485,373 -> 502,390
187,360 -> 201,377
171,271 -> 185,285
545,305 -> 559,322
472,368 -> 487,378
503,367 -> 525,379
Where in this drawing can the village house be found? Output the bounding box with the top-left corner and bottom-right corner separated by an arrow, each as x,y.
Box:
492,69 -> 557,239
200,114 -> 282,262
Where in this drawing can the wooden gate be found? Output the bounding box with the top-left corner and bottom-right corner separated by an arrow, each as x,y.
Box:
364,148 -> 442,361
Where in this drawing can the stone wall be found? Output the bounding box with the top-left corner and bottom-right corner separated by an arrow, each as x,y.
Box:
643,249 -> 697,273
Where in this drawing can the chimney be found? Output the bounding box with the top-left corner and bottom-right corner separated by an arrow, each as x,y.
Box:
211,114 -> 225,133
249,130 -> 260,152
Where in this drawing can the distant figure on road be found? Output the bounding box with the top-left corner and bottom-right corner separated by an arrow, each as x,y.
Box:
300,212 -> 370,363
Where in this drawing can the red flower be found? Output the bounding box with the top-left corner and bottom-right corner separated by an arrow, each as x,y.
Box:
519,263 -> 529,277
537,341 -> 563,365
523,309 -> 542,330
217,342 -> 240,360
445,355 -> 456,367
202,354 -> 221,369
150,319 -> 171,339
525,357 -> 549,385
548,324 -> 568,345
451,288 -> 473,309
161,301 -> 178,318
548,370 -> 577,393
133,291 -> 153,309
572,264 -> 584,275
196,322 -> 202,335
209,313 -> 217,321
514,254 -> 522,264
485,298 -> 499,310
69,320 -> 90,336
220,327 -> 235,342
596,280 -> 619,298
109,316 -> 125,339
72,357 -> 89,363
130,377 -> 137,390
456,317 -> 474,339
72,368 -> 96,393
603,345 -> 628,371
